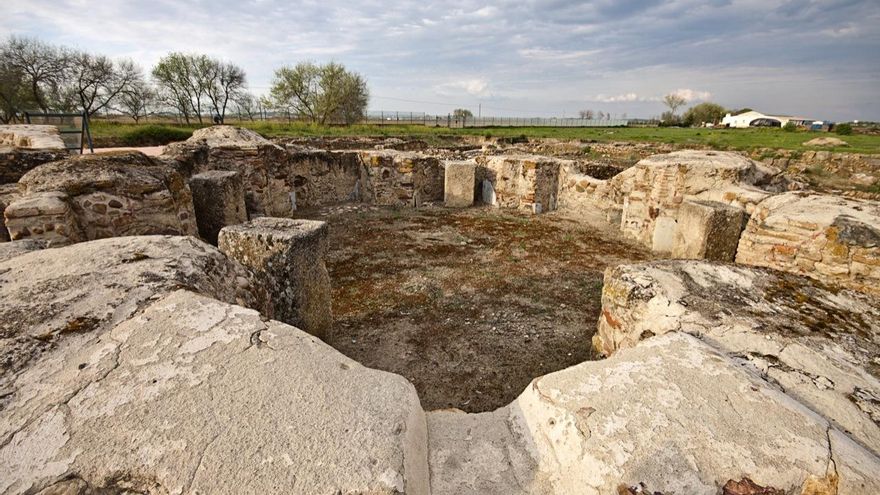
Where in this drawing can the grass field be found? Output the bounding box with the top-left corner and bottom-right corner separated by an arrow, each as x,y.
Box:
89,120 -> 880,154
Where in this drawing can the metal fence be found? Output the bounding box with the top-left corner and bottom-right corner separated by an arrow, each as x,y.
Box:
362,111 -> 629,128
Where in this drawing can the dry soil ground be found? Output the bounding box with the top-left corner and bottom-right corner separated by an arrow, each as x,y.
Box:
297,205 -> 653,412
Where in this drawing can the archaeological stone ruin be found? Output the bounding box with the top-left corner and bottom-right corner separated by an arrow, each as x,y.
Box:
1,124 -> 878,494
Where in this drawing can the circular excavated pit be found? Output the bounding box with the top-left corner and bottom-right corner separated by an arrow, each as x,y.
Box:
297,205 -> 654,412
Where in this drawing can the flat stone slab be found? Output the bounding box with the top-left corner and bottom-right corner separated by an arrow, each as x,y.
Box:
444,161 -> 476,208
596,260 -> 880,456
0,290 -> 428,494
429,332 -> 880,494
0,235 -> 268,388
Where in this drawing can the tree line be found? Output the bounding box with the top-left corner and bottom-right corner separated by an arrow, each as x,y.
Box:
0,36 -> 369,126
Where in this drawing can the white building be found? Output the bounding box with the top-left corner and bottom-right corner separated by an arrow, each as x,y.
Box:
721,111 -> 813,128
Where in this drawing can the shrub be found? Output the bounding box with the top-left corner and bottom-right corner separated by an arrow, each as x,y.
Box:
121,125 -> 193,146
783,121 -> 797,132
835,123 -> 853,136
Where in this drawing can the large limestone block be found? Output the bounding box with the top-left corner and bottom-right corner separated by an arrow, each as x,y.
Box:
444,160 -> 476,208
10,152 -> 197,245
0,125 -> 66,150
0,236 -> 268,391
428,333 -> 880,495
614,150 -> 780,249
0,290 -> 429,495
672,199 -> 747,261
189,170 -> 247,245
219,218 -> 331,339
736,192 -> 880,295
0,239 -> 48,262
3,192 -> 84,245
1,148 -> 69,185
595,260 -> 880,456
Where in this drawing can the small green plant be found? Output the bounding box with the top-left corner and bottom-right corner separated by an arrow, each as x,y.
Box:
121,125 -> 192,146
835,123 -> 853,136
782,121 -> 797,132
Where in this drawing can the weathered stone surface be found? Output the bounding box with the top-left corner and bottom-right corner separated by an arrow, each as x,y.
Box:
595,260 -> 880,455
429,332 -> 880,495
5,152 -> 197,246
0,184 -> 22,242
163,127 -> 296,217
444,160 -> 476,208
0,125 -> 66,150
3,192 -> 82,245
736,192 -> 880,295
0,239 -> 48,262
0,290 -> 428,495
219,218 -> 331,339
616,151 -> 779,251
1,149 -> 70,185
475,154 -> 570,213
358,150 -> 444,207
288,150 -> 363,208
189,170 -> 247,245
672,199 -> 747,261
0,235 -> 268,390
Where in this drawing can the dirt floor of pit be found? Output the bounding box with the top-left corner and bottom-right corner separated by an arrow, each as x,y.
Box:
295,204 -> 654,412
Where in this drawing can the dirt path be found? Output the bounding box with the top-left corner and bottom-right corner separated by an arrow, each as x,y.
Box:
297,205 -> 653,412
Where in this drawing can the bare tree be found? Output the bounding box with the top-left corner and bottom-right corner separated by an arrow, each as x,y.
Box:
578,109 -> 594,119
205,61 -> 246,123
270,61 -> 368,125
117,78 -> 155,123
663,93 -> 687,116
65,52 -> 141,117
0,36 -> 69,112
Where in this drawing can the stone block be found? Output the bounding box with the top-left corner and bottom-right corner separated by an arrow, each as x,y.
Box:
3,192 -> 84,246
443,161 -> 475,208
672,199 -> 747,261
189,170 -> 248,245
0,290 -> 428,494
219,217 -> 331,339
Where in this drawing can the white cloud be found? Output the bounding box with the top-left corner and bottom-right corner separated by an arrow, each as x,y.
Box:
434,78 -> 491,97
592,92 -> 650,103
670,88 -> 712,102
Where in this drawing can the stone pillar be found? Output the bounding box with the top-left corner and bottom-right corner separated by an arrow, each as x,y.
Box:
218,218 -> 331,339
443,161 -> 475,208
189,170 -> 248,245
672,199 -> 747,262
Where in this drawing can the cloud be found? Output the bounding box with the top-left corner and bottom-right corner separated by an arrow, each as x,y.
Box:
434,78 -> 491,97
591,89 -> 712,104
669,88 -> 712,102
1,0 -> 878,120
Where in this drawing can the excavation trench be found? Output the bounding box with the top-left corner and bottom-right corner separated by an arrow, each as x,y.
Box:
296,204 -> 653,412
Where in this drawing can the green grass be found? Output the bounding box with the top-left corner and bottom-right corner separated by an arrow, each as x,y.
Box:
89,120 -> 880,154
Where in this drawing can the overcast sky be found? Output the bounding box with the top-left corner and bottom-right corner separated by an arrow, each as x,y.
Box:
2,0 -> 878,120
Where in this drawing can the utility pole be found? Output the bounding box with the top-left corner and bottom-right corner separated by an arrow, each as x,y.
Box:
478,103 -> 481,118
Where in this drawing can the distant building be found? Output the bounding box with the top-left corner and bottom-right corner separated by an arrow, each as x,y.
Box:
721,111 -> 814,128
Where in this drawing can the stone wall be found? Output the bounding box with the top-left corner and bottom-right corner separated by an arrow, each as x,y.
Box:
4,152 -> 197,246
358,150 -> 444,207
736,192 -> 880,295
475,154 -> 570,213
